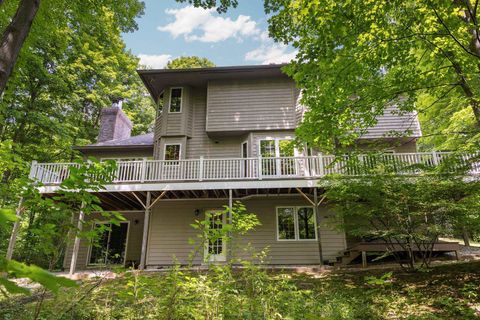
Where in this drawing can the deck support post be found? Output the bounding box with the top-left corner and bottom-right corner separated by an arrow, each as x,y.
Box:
314,188 -> 324,266
139,191 -> 151,270
228,189 -> 233,260
69,202 -> 85,275
6,197 -> 24,260
362,251 -> 367,268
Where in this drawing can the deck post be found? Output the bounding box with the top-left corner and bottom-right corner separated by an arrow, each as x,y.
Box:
139,191 -> 152,270
69,202 -> 85,275
199,156 -> 204,181
257,156 -> 263,180
228,189 -> 233,260
6,197 -> 24,260
314,188 -> 324,266
318,155 -> 325,177
362,251 -> 367,268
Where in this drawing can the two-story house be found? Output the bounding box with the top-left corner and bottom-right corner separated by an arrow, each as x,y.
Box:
28,64 -> 425,273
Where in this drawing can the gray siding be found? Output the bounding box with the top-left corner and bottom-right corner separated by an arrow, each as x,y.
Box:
359,105 -> 422,139
146,197 -> 346,267
186,88 -> 246,159
63,212 -> 145,270
206,79 -> 296,133
154,86 -> 192,140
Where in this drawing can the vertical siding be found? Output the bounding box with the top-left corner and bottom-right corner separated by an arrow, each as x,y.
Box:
63,212 -> 145,270
206,79 -> 297,133
146,197 -> 347,267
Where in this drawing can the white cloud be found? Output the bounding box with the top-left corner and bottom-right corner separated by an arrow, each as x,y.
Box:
138,54 -> 172,69
158,6 -> 260,43
245,43 -> 297,64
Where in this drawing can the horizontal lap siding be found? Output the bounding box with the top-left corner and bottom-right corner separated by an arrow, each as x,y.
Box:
206,79 -> 296,133
63,212 -> 144,270
146,198 -> 347,267
186,89 -> 245,159
361,105 -> 422,139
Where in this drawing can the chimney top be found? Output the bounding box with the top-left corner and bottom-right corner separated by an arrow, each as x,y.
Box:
97,106 -> 132,143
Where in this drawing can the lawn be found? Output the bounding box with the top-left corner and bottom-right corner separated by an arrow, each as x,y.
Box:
1,261 -> 479,320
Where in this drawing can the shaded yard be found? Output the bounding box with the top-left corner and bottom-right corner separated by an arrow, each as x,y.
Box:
1,261 -> 480,319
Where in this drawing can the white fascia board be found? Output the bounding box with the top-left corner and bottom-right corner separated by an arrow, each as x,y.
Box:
37,179 -> 321,194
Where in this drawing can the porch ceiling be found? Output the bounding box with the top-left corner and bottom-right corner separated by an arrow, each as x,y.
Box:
44,188 -> 322,212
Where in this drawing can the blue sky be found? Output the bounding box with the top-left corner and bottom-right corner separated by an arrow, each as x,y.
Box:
122,1 -> 296,68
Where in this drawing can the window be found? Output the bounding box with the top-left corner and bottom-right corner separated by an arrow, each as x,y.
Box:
169,88 -> 182,113
157,91 -> 164,118
164,144 -> 181,161
259,138 -> 295,176
276,206 -> 317,241
88,222 -> 129,265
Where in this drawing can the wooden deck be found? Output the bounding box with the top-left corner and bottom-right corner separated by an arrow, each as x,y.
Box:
336,240 -> 460,267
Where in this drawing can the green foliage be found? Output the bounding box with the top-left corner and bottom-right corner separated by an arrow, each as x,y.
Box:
265,0 -> 480,152
322,168 -> 480,270
365,272 -> 393,287
175,0 -> 238,13
3,261 -> 480,319
189,201 -> 260,264
166,56 -> 216,69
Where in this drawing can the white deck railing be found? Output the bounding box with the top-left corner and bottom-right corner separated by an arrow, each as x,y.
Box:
29,152 -> 480,185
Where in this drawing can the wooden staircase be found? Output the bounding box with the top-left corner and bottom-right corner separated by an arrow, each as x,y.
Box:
327,249 -> 361,266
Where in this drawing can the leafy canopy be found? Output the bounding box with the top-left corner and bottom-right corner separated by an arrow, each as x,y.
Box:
265,0 -> 480,151
166,56 -> 216,69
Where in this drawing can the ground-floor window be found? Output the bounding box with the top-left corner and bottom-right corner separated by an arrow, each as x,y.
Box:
276,206 -> 317,241
88,222 -> 129,265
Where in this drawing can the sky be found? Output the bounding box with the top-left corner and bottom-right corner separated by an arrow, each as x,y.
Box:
121,1 -> 297,68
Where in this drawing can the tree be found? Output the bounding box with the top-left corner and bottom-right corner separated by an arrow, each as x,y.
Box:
166,56 -> 216,69
175,0 -> 238,13
0,0 -> 144,96
264,1 -> 480,152
322,166 -> 480,270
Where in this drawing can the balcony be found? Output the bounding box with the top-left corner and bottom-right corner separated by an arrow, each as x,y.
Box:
29,152 -> 479,188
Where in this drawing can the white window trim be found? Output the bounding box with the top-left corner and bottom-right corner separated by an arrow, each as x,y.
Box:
258,136 -> 295,158
163,143 -> 182,161
241,140 -> 248,157
204,209 -> 227,262
168,87 -> 183,113
276,206 -> 317,242
86,221 -> 130,267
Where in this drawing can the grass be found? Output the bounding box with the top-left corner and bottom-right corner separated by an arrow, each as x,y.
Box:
1,261 -> 480,319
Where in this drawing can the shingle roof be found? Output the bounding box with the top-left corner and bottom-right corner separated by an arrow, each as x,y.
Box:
76,133 -> 154,149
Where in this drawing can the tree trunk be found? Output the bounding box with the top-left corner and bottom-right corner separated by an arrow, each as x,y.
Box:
463,226 -> 471,247
0,0 -> 41,96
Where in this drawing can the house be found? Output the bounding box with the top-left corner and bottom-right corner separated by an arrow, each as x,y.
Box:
29,64 -> 429,272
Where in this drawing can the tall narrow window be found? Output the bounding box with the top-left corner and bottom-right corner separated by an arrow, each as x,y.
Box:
169,88 -> 182,113
297,207 -> 316,240
164,144 -> 181,161
276,206 -> 317,241
277,207 -> 296,240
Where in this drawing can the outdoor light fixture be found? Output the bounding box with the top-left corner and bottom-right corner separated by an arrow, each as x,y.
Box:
194,209 -> 201,217
134,219 -> 139,225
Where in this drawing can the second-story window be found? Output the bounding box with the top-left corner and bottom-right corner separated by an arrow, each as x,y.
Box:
169,88 -> 182,113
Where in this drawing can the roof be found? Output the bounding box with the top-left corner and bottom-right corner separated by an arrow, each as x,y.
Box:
74,133 -> 154,152
360,106 -> 422,139
137,64 -> 289,102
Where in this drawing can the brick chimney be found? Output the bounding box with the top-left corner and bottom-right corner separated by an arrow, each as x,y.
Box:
97,100 -> 133,142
